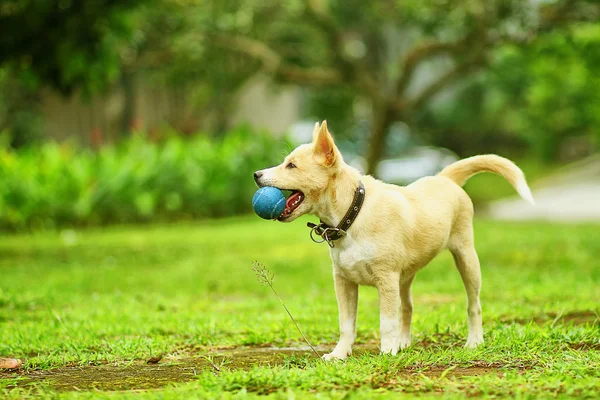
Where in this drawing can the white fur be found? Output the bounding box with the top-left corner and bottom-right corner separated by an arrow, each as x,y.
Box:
379,316 -> 400,355
323,319 -> 355,361
330,235 -> 377,286
517,180 -> 536,205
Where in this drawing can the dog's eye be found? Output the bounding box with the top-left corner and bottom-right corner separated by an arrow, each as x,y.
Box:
286,162 -> 296,169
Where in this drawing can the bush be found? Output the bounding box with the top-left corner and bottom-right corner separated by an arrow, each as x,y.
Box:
0,127 -> 289,231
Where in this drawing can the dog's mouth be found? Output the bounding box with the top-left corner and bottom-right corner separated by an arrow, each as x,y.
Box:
278,190 -> 305,220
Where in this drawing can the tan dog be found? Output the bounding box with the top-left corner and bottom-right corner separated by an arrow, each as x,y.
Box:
254,121 -> 534,360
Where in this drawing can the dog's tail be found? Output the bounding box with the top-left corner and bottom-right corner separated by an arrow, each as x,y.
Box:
438,155 -> 535,204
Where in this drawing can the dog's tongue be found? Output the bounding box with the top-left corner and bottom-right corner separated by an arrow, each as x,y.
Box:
286,191 -> 303,210
278,191 -> 305,220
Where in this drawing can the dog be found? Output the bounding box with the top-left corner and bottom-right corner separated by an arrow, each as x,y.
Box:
254,121 -> 534,360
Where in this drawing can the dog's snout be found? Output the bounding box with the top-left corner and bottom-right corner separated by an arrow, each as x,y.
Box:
253,171 -> 263,182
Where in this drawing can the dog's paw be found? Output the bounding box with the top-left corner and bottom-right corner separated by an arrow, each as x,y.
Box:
322,342 -> 352,361
322,350 -> 349,361
380,338 -> 399,356
398,335 -> 411,350
465,335 -> 484,349
380,346 -> 398,356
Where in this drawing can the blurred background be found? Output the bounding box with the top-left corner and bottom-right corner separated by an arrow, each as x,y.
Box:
1,0 -> 599,231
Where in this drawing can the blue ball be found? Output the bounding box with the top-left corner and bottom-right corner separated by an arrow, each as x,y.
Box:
252,186 -> 286,220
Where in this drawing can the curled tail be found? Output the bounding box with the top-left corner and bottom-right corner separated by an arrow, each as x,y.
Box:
439,154 -> 535,204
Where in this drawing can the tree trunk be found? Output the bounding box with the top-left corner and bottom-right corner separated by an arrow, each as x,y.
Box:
120,71 -> 136,137
365,104 -> 395,175
214,101 -> 230,135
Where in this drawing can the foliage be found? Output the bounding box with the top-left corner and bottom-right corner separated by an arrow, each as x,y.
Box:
0,127 -> 289,231
116,0 -> 264,132
203,0 -> 599,172
495,22 -> 600,161
416,22 -> 600,161
1,0 -> 599,167
0,0 -> 148,95
0,217 -> 598,397
0,69 -> 43,147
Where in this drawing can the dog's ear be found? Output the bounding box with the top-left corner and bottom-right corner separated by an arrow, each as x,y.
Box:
311,122 -> 321,142
313,120 -> 336,167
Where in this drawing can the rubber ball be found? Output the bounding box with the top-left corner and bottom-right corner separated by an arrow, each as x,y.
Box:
252,186 -> 286,219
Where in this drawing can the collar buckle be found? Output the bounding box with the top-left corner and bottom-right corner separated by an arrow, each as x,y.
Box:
309,223 -> 346,248
306,181 -> 364,248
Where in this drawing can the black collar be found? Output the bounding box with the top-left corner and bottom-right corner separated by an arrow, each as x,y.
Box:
306,181 -> 365,248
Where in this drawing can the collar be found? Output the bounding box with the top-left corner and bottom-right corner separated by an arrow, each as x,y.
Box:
306,181 -> 365,248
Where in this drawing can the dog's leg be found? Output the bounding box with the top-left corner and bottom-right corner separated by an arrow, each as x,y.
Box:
399,274 -> 415,349
323,272 -> 358,361
377,271 -> 400,355
451,246 -> 484,348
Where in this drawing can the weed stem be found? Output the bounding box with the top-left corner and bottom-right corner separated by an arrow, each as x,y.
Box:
252,261 -> 321,359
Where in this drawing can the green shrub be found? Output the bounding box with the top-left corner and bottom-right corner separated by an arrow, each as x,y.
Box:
0,127 -> 289,231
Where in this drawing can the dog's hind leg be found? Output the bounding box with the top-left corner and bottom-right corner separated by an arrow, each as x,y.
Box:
399,274 -> 415,349
323,272 -> 358,361
450,243 -> 484,348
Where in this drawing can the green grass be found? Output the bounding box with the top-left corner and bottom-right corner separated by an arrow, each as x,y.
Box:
1,215 -> 599,398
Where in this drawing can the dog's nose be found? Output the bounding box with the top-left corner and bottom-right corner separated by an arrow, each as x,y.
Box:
253,171 -> 263,182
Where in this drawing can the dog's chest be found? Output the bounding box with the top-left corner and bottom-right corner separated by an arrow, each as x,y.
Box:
330,236 -> 377,285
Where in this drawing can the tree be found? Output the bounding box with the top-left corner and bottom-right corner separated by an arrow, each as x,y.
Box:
0,0 -> 146,95
204,0 -> 598,173
0,0 -> 261,140
110,0 -> 264,133
414,21 -> 600,162
490,22 -> 600,161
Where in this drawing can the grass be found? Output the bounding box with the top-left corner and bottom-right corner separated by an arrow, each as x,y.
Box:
0,214 -> 599,398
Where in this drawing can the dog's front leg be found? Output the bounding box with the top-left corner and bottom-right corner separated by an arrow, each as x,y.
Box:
377,272 -> 400,355
323,271 -> 358,361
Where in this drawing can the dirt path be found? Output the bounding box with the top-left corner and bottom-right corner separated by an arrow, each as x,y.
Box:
2,345 -> 505,392
487,154 -> 600,221
3,345 -> 370,392
488,181 -> 600,221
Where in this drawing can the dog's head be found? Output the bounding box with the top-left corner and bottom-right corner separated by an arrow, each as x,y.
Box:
254,121 -> 342,222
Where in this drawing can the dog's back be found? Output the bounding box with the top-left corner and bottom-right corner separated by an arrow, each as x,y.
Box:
364,154 -> 534,274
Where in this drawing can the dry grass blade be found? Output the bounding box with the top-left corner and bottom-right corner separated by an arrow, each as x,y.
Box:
252,261 -> 321,359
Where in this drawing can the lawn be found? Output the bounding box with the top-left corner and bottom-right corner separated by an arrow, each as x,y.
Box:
0,216 -> 598,398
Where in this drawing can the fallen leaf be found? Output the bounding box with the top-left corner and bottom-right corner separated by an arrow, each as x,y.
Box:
146,355 -> 163,364
0,358 -> 23,369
